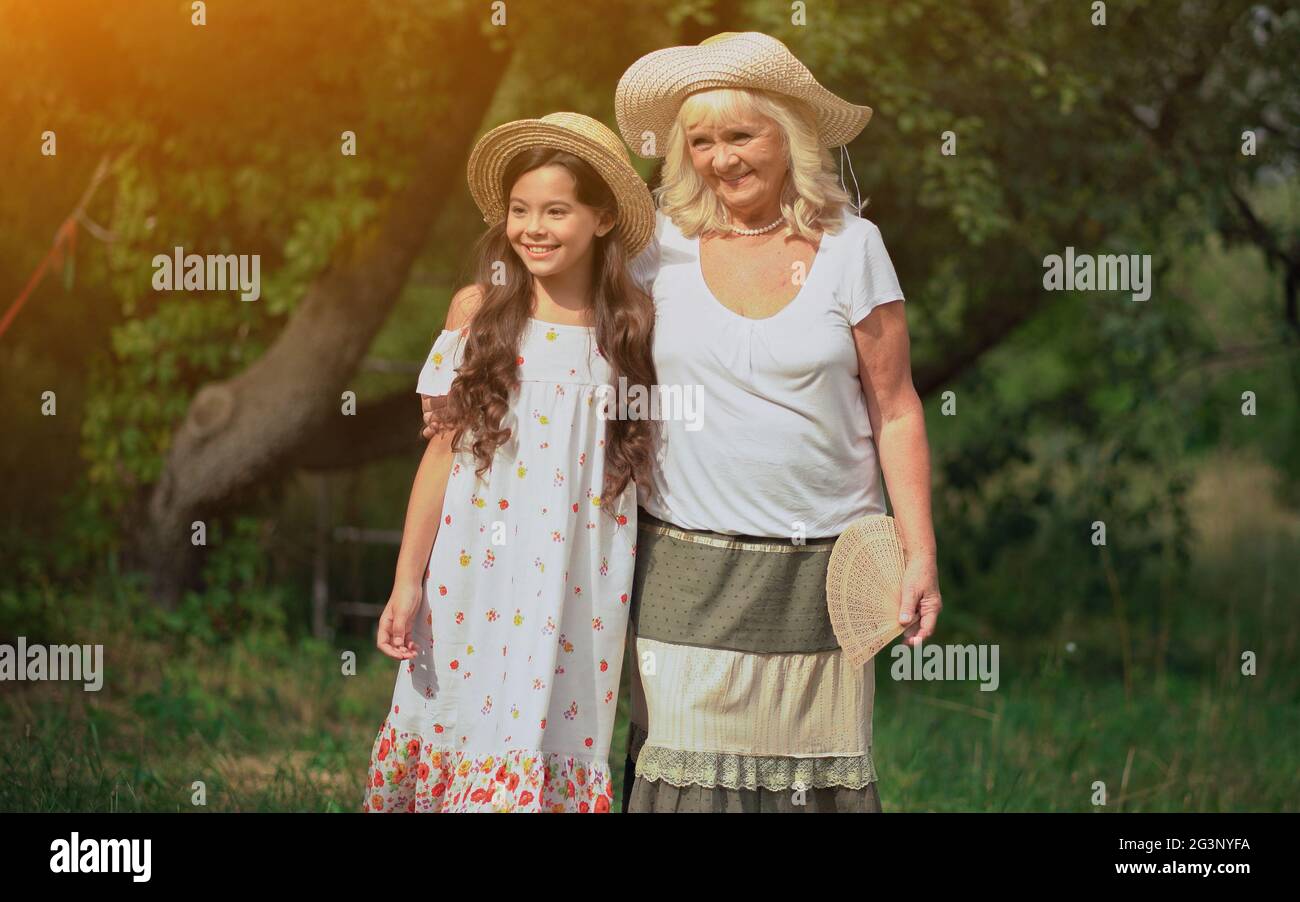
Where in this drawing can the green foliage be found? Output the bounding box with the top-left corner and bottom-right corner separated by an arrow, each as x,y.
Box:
1,1 -> 471,525
82,300 -> 269,514
178,517 -> 287,646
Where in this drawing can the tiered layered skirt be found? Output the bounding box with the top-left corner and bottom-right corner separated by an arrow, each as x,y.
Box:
623,510 -> 882,813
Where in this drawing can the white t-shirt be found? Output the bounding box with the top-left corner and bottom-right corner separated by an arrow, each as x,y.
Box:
630,206 -> 906,538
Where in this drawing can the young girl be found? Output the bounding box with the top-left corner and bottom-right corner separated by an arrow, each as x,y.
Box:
362,113 -> 658,813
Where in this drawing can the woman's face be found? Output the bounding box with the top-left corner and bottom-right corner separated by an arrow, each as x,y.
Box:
506,164 -> 613,278
684,111 -> 787,218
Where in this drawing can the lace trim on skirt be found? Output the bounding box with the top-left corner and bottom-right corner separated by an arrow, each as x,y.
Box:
635,744 -> 877,791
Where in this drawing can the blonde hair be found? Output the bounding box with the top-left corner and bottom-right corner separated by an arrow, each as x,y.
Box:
655,88 -> 856,240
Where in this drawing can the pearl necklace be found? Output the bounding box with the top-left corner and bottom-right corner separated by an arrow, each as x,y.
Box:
729,216 -> 785,236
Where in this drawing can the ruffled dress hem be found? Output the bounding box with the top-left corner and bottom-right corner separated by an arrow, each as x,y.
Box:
363,719 -> 615,813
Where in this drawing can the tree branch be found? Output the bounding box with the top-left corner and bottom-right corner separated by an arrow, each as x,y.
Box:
292,390 -> 426,471
144,15 -> 512,603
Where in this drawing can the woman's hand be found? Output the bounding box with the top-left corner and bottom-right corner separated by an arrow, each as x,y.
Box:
376,583 -> 424,660
420,394 -> 450,440
898,553 -> 942,647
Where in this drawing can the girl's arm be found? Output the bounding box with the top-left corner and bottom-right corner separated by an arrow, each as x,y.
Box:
375,416 -> 456,660
378,284 -> 481,659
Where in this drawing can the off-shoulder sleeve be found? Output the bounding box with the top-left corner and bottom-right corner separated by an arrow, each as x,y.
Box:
846,218 -> 906,326
415,327 -> 469,396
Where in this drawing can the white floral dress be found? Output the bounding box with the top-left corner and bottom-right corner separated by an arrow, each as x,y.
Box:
362,318 -> 637,813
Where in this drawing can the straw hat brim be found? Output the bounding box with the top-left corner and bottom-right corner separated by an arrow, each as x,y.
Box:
466,118 -> 656,259
615,32 -> 873,159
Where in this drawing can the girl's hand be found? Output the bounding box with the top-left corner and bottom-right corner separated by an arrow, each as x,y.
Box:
376,583 -> 424,660
898,553 -> 942,647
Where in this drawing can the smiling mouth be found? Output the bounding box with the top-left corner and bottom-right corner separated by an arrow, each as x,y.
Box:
523,244 -> 559,257
721,172 -> 752,186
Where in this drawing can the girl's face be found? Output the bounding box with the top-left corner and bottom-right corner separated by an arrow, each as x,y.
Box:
506,164 -> 614,278
684,112 -> 787,219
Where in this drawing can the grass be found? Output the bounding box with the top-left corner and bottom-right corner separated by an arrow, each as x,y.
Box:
1,450 -> 1296,812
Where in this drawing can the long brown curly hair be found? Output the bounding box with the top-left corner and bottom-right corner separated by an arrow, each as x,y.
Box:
437,146 -> 658,510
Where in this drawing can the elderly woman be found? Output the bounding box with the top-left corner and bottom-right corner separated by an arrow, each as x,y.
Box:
424,31 -> 942,813
610,32 -> 942,813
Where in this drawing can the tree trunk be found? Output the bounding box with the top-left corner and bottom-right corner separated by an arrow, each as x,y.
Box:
144,22 -> 511,605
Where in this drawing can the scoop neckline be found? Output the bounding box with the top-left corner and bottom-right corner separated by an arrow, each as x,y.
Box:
694,227 -> 831,324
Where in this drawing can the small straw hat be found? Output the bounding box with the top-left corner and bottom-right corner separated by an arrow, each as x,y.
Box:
825,514 -> 910,667
465,112 -> 656,258
615,31 -> 873,159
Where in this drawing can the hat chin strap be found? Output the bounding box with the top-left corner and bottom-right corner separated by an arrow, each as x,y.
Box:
838,145 -> 864,213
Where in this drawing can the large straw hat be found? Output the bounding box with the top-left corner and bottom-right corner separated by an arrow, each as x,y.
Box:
465,112 -> 656,258
825,514 -> 909,667
615,31 -> 873,159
